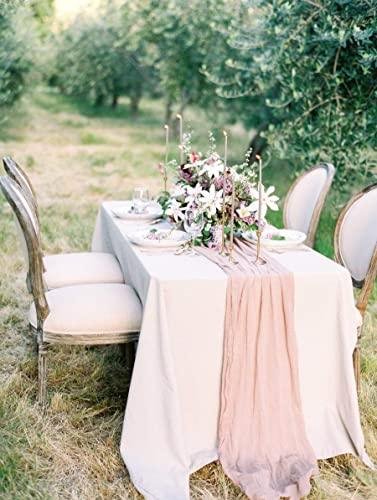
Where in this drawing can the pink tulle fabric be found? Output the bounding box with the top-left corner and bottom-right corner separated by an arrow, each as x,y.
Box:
199,239 -> 318,499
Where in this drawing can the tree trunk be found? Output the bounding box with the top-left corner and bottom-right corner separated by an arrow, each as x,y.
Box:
130,94 -> 141,116
247,123 -> 269,165
165,97 -> 173,125
94,93 -> 105,107
112,94 -> 119,108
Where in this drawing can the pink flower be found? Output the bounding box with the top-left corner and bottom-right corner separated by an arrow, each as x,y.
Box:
189,152 -> 200,163
157,163 -> 165,175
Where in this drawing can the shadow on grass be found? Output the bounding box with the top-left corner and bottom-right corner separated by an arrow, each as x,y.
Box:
31,88 -> 163,127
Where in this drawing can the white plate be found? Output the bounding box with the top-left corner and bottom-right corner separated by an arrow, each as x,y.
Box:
243,229 -> 307,249
112,201 -> 163,221
129,229 -> 190,249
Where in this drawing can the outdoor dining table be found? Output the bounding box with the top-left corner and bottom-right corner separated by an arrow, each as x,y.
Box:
92,201 -> 371,500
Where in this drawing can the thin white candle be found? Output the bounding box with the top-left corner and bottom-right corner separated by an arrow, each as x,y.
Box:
223,129 -> 228,167
229,172 -> 235,257
221,130 -> 228,254
164,124 -> 169,192
256,154 -> 262,226
176,114 -> 183,164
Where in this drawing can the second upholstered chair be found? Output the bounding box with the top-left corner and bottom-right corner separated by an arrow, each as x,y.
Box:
334,183 -> 377,391
3,156 -> 124,289
0,176 -> 141,405
283,163 -> 335,247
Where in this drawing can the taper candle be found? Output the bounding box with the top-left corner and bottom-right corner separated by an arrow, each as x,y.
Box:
257,154 -> 262,225
164,124 -> 169,192
255,154 -> 263,263
221,130 -> 228,254
229,172 -> 235,259
223,129 -> 228,166
176,114 -> 183,164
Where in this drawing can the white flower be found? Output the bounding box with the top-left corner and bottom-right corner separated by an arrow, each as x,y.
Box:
249,185 -> 279,218
185,183 -> 203,206
199,154 -> 224,179
171,184 -> 186,198
237,204 -> 252,219
199,184 -> 223,217
166,199 -> 186,222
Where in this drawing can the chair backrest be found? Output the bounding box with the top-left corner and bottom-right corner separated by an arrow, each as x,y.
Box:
334,183 -> 377,315
283,163 -> 335,247
2,156 -> 39,220
0,176 -> 49,329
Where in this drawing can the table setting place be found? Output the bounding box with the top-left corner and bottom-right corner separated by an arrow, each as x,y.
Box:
91,120 -> 373,500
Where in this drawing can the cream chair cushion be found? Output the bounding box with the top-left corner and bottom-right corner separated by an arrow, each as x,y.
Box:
29,283 -> 142,341
338,187 -> 377,283
285,168 -> 328,235
43,252 -> 124,289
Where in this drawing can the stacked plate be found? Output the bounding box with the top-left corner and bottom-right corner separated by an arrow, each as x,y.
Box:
243,228 -> 307,249
112,201 -> 163,222
128,229 -> 190,249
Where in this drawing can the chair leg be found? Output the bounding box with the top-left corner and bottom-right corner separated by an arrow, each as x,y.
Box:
353,346 -> 361,394
121,342 -> 136,380
38,342 -> 48,405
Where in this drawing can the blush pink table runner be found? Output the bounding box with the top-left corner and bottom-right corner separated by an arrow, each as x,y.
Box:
199,239 -> 318,499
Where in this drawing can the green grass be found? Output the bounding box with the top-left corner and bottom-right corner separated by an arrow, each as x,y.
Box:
0,87 -> 376,499
79,131 -> 108,145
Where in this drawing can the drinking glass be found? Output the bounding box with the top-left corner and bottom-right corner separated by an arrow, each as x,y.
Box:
184,208 -> 204,253
132,187 -> 150,214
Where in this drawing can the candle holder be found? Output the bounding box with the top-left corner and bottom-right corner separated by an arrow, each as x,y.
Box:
220,130 -> 229,256
228,172 -> 238,264
254,227 -> 266,265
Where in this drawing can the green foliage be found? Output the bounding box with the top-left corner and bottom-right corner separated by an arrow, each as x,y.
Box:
212,0 -> 377,184
137,0 -> 232,122
54,3 -> 152,112
0,1 -> 38,113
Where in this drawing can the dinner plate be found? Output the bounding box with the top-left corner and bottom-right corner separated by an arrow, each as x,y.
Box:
112,201 -> 163,221
243,228 -> 307,249
128,229 -> 190,248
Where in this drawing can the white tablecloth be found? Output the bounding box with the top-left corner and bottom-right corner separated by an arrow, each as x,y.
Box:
92,201 -> 371,500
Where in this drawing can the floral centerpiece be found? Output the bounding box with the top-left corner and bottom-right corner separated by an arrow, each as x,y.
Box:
159,132 -> 279,249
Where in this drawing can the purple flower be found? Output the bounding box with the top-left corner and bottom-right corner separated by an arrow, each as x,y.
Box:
214,175 -> 233,195
208,224 -> 223,250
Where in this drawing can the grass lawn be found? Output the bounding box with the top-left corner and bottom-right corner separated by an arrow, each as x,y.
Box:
0,88 -> 376,499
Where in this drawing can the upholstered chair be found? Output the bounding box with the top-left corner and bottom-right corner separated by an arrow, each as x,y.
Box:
0,176 -> 141,405
2,156 -> 125,289
283,163 -> 336,247
334,183 -> 377,390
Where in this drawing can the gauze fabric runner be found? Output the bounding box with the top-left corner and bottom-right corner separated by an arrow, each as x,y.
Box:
198,239 -> 318,499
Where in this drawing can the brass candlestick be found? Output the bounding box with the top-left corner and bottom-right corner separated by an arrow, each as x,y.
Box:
164,124 -> 169,193
228,172 -> 237,263
220,130 -> 228,256
254,155 -> 266,264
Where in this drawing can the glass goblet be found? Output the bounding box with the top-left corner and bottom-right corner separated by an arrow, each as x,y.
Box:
132,187 -> 150,214
183,209 -> 204,254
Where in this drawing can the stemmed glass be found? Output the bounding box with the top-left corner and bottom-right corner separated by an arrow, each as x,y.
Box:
132,187 -> 150,214
183,208 -> 204,255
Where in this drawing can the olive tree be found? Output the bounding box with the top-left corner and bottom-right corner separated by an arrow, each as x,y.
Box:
211,0 -> 377,183
0,1 -> 37,113
55,4 -> 150,112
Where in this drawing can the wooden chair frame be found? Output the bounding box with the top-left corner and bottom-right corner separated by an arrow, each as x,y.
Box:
334,183 -> 377,391
283,163 -> 336,248
2,156 -> 39,221
2,157 -> 45,285
0,176 -> 139,405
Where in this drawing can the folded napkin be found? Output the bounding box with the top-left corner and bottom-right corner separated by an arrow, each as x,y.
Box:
198,239 -> 318,499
